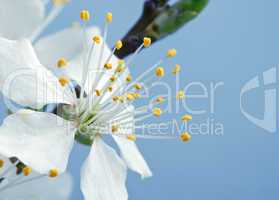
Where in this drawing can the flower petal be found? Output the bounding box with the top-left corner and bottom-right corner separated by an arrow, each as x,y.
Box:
113,137 -> 152,178
81,137 -> 128,200
0,155 -> 73,200
35,25 -> 125,99
0,109 -> 75,174
34,26 -> 101,71
112,105 -> 152,178
0,0 -> 45,40
0,37 -> 74,109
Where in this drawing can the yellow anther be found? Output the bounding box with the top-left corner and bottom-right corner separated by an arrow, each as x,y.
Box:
93,35 -> 101,44
127,134 -> 137,141
172,64 -> 181,74
118,59 -> 125,66
106,12 -> 113,23
156,96 -> 165,103
133,93 -> 141,98
126,75 -> 132,82
115,40 -> 123,50
112,96 -> 119,102
95,89 -> 101,96
143,37 -> 152,47
126,93 -> 135,101
59,76 -> 70,87
177,90 -> 185,99
182,114 -> 192,122
119,96 -> 125,103
167,48 -> 177,57
180,132 -> 191,142
104,63 -> 112,70
153,108 -> 162,117
0,159 -> 4,168
134,83 -> 142,90
116,66 -> 124,73
155,67 -> 165,77
49,169 -> 59,178
111,125 -> 119,133
110,76 -> 116,82
52,0 -> 69,6
23,166 -> 32,176
57,58 -> 67,68
107,86 -> 113,92
80,10 -> 90,21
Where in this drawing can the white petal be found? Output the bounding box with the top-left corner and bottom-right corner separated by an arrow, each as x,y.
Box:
35,26 -> 101,70
0,0 -> 45,40
0,155 -> 73,200
0,37 -> 74,109
81,137 -> 128,200
0,109 -> 75,173
67,38 -> 121,97
112,106 -> 152,178
35,25 -> 125,99
113,137 -> 152,178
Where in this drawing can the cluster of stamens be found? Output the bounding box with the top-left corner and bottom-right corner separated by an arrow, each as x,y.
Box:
53,9 -> 193,144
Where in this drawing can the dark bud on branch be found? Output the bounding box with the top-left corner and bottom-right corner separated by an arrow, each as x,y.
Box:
115,0 -> 209,59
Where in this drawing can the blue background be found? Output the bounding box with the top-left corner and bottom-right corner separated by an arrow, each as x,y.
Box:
2,0 -> 279,199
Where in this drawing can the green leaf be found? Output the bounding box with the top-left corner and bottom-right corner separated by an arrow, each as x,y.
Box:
146,0 -> 209,39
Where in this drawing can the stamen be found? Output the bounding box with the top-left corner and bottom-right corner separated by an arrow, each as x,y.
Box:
143,37 -> 152,47
133,93 -> 141,98
106,12 -> 113,23
116,65 -> 124,73
58,76 -> 70,87
126,74 -> 132,82
156,96 -> 165,103
22,167 -> 32,176
112,96 -> 119,102
126,93 -> 135,101
167,48 -> 177,57
182,114 -> 192,122
93,35 -> 102,44
80,10 -> 90,21
0,160 -> 4,168
152,108 -> 162,117
111,125 -> 119,133
119,96 -> 125,103
89,40 -> 160,110
49,169 -> 59,178
155,66 -> 165,77
130,59 -> 163,86
115,40 -> 123,50
57,58 -> 67,68
177,90 -> 185,99
104,63 -> 112,70
127,134 -> 137,141
180,132 -> 191,142
126,38 -> 146,67
107,86 -> 113,92
79,19 -> 97,105
172,64 -> 181,74
133,83 -> 142,90
95,89 -> 101,96
110,76 -> 116,82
